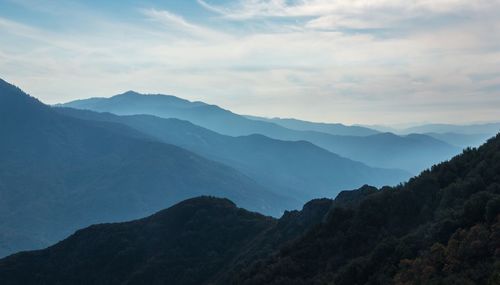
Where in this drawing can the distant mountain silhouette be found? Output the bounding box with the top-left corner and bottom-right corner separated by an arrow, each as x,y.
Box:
245,116 -> 380,136
0,79 -> 293,257
2,134 -> 499,284
56,107 -> 410,201
402,122 -> 500,135
424,132 -> 491,148
62,92 -> 460,173
358,123 -> 498,149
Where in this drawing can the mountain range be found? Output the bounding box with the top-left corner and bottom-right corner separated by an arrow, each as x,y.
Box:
1,133 -> 499,284
0,79 -> 295,257
401,123 -> 500,136
55,107 -> 410,201
62,92 -> 461,174
0,79 -> 416,258
363,123 -> 497,148
244,115 -> 380,136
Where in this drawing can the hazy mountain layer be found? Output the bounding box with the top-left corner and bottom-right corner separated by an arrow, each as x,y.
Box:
245,115 -> 380,136
56,107 -> 410,201
0,79 -> 293,257
62,92 -> 460,173
424,132 -> 491,148
402,123 -> 500,135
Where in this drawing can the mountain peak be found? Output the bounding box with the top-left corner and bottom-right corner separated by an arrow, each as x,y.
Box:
170,196 -> 237,209
119,90 -> 143,97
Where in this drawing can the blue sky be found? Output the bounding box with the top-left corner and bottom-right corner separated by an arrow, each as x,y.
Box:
1,0 -> 499,125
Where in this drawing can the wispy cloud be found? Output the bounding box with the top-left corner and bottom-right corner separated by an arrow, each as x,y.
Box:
198,0 -> 499,32
141,8 -> 228,41
0,1 -> 499,124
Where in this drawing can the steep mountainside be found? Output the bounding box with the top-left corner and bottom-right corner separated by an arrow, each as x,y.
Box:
2,134 -> 499,284
0,79 -> 292,257
62,92 -> 460,173
230,134 -> 500,284
56,107 -> 410,200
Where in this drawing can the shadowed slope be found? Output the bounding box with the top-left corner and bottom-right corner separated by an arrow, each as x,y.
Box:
1,134 -> 499,284
0,197 -> 275,285
230,134 -> 500,284
0,79 -> 293,257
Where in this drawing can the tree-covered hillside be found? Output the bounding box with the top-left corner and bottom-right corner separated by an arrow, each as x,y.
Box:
1,133 -> 499,284
230,134 -> 500,284
0,197 -> 275,285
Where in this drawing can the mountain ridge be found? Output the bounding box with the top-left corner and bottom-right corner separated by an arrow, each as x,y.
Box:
62,91 -> 460,173
1,133 -> 499,284
245,115 -> 380,136
55,106 -> 411,201
0,79 -> 294,257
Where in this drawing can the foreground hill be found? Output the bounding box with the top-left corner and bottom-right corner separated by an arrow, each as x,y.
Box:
0,79 -> 292,257
0,197 -> 276,285
56,107 -> 410,200
1,133 -> 499,284
230,134 -> 500,284
62,92 -> 459,173
0,196 -> 337,285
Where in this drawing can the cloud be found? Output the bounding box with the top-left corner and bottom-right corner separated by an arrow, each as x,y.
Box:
140,8 -> 227,41
0,1 -> 499,125
198,0 -> 500,33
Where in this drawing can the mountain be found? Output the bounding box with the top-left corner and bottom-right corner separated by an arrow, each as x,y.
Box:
55,107 -> 410,201
361,123 -> 497,148
0,79 -> 293,257
61,92 -> 460,173
245,116 -> 380,136
280,131 -> 459,174
401,122 -> 500,136
229,133 -> 500,284
2,133 -> 499,284
424,132 -> 491,148
0,197 -> 276,285
0,196 -> 333,285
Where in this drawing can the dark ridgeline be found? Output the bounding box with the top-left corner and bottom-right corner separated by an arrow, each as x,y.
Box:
0,197 -> 277,285
0,197 -> 333,285
55,107 -> 410,201
230,134 -> 500,285
1,133 -> 499,284
62,92 -> 460,174
0,79 -> 294,257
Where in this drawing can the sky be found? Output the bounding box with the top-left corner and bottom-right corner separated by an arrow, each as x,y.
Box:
0,0 -> 499,125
